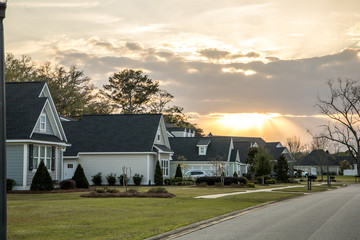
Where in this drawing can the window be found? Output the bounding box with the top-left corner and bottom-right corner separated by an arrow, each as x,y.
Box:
157,128 -> 161,142
67,164 -> 74,168
161,160 -> 169,176
33,145 -> 52,170
40,114 -> 46,131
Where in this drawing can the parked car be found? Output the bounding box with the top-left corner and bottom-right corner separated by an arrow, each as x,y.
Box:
184,170 -> 207,179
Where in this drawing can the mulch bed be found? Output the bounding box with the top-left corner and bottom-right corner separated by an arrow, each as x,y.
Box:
7,188 -> 93,194
81,191 -> 175,198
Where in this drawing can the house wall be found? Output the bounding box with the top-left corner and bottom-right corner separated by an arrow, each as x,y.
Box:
6,144 -> 24,187
78,154 -> 154,185
34,110 -> 54,135
171,161 -> 224,176
295,165 -> 340,175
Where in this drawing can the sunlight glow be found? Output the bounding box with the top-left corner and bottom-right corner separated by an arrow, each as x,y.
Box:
214,113 -> 280,130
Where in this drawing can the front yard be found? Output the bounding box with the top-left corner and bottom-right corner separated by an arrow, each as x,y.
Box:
7,179 -> 354,240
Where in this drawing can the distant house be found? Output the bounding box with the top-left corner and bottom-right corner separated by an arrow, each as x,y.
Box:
62,114 -> 173,185
295,149 -> 340,175
264,142 -> 295,163
166,123 -> 195,137
6,82 -> 70,190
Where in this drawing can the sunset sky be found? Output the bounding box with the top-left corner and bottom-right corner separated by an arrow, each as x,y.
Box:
4,0 -> 360,144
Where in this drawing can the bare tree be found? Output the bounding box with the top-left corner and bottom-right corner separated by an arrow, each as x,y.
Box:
286,136 -> 303,176
209,155 -> 226,185
121,166 -> 132,192
316,78 -> 360,175
310,134 -> 329,181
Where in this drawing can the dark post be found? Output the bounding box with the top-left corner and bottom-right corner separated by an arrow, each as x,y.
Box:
0,1 -> 6,239
326,149 -> 330,188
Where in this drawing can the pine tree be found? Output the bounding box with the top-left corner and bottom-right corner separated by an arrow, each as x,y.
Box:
154,160 -> 163,186
175,164 -> 183,179
72,164 -> 89,188
274,154 -> 289,182
30,161 -> 54,191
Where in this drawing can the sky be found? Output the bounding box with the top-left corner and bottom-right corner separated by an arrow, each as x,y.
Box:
4,0 -> 360,145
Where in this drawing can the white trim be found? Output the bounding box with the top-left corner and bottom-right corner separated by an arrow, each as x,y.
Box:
147,155 -> 150,184
23,144 -> 28,188
79,152 -> 157,155
40,113 -> 46,132
7,139 -> 70,147
153,145 -> 173,154
30,103 -> 47,138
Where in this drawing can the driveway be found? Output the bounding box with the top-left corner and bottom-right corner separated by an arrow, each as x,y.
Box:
171,184 -> 360,240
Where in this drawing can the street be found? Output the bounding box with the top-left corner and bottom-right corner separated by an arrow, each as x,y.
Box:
173,184 -> 360,240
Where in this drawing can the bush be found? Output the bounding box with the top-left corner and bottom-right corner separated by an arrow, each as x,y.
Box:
173,177 -> 183,185
233,172 -> 238,177
60,179 -> 76,189
196,176 -> 220,186
238,177 -> 248,185
246,182 -> 255,188
106,173 -> 117,186
148,187 -> 168,194
30,161 -> 54,191
224,177 -> 239,185
175,164 -> 183,179
197,182 -> 208,187
95,187 -> 119,193
132,173 -> 143,186
6,179 -> 16,191
118,174 -> 130,186
72,164 -> 89,188
164,178 -> 172,185
91,172 -> 102,186
154,160 -> 163,186
265,179 -> 277,184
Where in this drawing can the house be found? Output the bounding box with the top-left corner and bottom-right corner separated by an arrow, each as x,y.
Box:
295,149 -> 340,175
264,142 -> 295,163
6,82 -> 70,190
169,137 -> 233,177
166,123 -> 195,137
62,114 -> 173,185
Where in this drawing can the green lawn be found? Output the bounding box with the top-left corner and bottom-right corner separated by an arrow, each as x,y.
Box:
7,186 -> 302,240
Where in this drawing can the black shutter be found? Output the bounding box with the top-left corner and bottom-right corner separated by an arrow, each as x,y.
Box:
29,144 -> 33,171
51,146 -> 56,171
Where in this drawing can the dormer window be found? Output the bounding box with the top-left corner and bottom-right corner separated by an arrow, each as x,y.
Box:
157,128 -> 161,142
40,113 -> 46,132
197,139 -> 211,156
200,147 -> 205,155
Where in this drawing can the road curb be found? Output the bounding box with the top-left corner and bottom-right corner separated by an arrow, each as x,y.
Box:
145,194 -> 305,240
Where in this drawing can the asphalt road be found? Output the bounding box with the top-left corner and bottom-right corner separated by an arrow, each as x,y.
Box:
173,184 -> 360,240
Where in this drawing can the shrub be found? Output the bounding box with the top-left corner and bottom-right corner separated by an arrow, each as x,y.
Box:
30,161 -> 54,191
106,188 -> 119,193
196,176 -> 220,186
127,189 -> 138,193
238,177 -> 248,185
164,178 -> 172,185
256,176 -> 264,184
175,164 -> 183,179
95,187 -> 119,193
132,173 -> 143,186
91,172 -> 102,186
173,177 -> 183,185
197,182 -> 208,187
224,177 -> 239,185
72,164 -> 89,188
233,172 -> 238,177
106,173 -> 117,186
6,179 -> 16,191
265,179 -> 277,184
118,174 -> 130,186
246,182 -> 255,188
60,179 -> 76,189
154,160 -> 163,186
95,188 -> 106,193
148,187 -> 168,194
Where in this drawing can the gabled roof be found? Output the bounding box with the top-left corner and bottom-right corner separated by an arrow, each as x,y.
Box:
297,149 -> 338,166
229,149 -> 238,162
6,82 -> 47,139
233,141 -> 252,163
196,139 -> 211,146
62,114 -> 163,156
213,135 -> 267,147
169,137 -> 231,162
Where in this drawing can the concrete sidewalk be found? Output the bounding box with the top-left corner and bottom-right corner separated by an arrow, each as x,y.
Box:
195,185 -> 304,199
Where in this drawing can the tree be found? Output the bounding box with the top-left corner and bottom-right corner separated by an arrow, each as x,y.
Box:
147,89 -> 175,113
339,159 -> 351,174
175,164 -> 183,179
103,69 -> 159,114
316,78 -> 360,175
72,164 -> 89,188
30,161 -> 54,191
154,160 -> 163,186
254,148 -> 272,176
209,155 -> 226,185
121,166 -> 132,192
245,147 -> 258,179
5,53 -> 112,117
286,136 -> 304,177
273,154 -> 289,182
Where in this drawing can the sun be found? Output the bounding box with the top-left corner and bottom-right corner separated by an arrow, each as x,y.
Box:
216,113 -> 280,131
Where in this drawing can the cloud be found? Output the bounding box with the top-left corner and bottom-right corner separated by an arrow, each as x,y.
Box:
125,42 -> 143,51
198,48 -> 230,60
12,1 -> 102,8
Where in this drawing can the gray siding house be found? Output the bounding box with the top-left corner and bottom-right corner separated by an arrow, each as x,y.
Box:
6,82 -> 70,190
62,114 -> 173,185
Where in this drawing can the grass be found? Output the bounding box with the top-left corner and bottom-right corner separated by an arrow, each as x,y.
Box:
7,186 -> 302,240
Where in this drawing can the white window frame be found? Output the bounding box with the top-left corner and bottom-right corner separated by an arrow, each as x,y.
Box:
157,128 -> 161,142
40,113 -> 46,132
161,160 -> 169,176
33,145 -> 52,171
199,146 -> 206,155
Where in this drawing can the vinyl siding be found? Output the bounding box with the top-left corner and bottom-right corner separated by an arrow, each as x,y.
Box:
78,154 -> 152,185
34,110 -> 54,135
6,145 -> 24,186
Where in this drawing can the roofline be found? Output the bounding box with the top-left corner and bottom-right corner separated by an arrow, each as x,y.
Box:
153,145 -> 174,154
64,152 -> 158,158
6,139 -> 71,147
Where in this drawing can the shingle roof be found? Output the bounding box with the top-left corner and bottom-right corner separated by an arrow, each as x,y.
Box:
62,114 -> 162,156
6,82 -> 46,139
154,144 -> 173,153
169,137 -> 231,162
233,141 -> 252,163
297,149 -> 338,166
